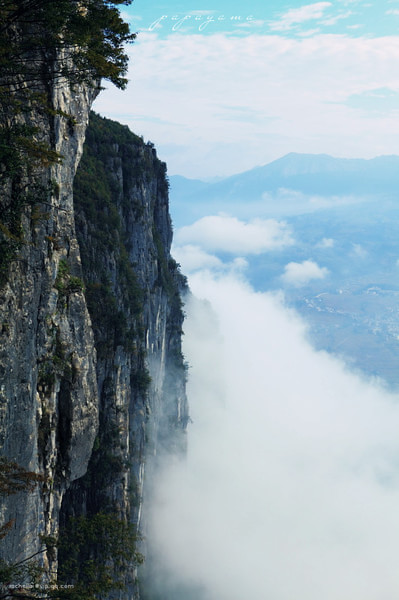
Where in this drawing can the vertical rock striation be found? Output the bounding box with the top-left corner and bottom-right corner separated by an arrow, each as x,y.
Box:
61,112 -> 189,597
0,49 -> 188,600
0,74 -> 99,566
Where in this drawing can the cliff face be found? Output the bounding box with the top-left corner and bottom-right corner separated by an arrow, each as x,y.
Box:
0,76 -> 187,600
0,80 -> 99,564
61,113 -> 189,594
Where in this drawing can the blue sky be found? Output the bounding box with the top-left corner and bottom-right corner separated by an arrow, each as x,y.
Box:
93,1 -> 399,177
125,1 -> 399,38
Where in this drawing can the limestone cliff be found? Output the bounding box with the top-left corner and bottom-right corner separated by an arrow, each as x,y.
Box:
60,112 -> 189,596
0,78 -> 99,565
0,17 -> 188,600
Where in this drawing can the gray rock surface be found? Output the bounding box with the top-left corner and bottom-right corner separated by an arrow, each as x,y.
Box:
0,76 -> 99,567
0,75 -> 187,600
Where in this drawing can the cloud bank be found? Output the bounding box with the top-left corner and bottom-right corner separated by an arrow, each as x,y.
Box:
146,270 -> 399,600
175,215 -> 293,254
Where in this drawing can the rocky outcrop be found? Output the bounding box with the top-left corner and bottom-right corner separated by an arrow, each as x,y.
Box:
0,75 -> 99,566
0,74 -> 187,600
60,112 -> 189,596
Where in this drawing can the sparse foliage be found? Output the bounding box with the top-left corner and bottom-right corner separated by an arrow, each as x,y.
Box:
57,512 -> 143,599
0,457 -> 45,497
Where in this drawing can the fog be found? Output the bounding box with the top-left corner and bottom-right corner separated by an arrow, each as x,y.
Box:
146,269 -> 399,600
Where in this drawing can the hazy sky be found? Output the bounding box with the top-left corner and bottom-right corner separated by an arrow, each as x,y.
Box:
93,0 -> 399,178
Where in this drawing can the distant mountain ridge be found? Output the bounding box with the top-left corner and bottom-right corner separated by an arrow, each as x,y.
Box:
169,152 -> 399,227
169,153 -> 399,209
169,153 -> 399,389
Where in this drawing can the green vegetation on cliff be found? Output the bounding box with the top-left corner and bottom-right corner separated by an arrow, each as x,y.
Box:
0,0 -> 136,89
0,24 -> 189,595
0,0 -> 136,286
73,112 -> 145,358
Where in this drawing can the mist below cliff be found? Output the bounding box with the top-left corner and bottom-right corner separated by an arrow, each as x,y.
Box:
146,269 -> 399,600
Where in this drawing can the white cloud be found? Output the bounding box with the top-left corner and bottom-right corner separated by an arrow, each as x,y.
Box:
281,259 -> 329,286
94,31 -> 399,177
269,2 -> 333,31
317,237 -> 335,248
321,10 -> 353,26
146,271 -> 399,600
171,242 -> 251,275
171,244 -> 224,272
175,215 -> 293,254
